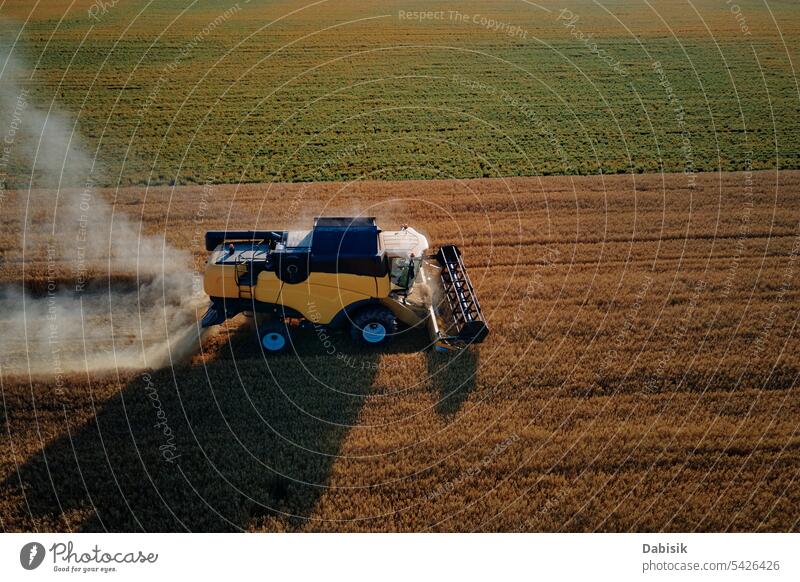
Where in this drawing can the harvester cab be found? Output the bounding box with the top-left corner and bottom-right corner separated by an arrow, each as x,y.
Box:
201,217 -> 488,354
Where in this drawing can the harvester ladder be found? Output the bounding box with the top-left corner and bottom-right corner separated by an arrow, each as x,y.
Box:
235,263 -> 254,300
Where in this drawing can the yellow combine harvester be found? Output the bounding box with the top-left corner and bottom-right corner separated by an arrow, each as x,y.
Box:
201,217 -> 488,353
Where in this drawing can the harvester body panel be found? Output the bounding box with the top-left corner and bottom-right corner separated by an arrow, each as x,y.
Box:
275,273 -> 380,324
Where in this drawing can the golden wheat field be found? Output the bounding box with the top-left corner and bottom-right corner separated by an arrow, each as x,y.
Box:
1,169 -> 798,532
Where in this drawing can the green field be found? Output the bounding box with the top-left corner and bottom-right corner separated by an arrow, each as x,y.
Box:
2,0 -> 799,187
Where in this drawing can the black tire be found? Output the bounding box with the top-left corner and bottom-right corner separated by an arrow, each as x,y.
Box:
350,306 -> 397,347
257,320 -> 291,354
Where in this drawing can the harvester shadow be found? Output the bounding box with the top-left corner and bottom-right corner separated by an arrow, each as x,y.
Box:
0,323 -> 422,532
426,346 -> 479,416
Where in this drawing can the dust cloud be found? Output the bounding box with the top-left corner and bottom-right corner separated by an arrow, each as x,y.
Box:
0,37 -> 207,376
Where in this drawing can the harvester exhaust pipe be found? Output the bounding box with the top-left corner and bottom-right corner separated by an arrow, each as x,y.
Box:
432,244 -> 489,345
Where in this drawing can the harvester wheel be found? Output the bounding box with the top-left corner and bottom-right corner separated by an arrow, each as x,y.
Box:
257,320 -> 290,354
350,306 -> 396,347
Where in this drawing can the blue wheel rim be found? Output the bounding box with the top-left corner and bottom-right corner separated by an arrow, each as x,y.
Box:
262,331 -> 286,351
362,322 -> 386,343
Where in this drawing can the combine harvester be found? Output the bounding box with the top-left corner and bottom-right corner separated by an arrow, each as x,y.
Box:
201,217 -> 488,353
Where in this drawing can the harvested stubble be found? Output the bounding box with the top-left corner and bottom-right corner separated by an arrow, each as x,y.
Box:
1,170 -> 799,531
